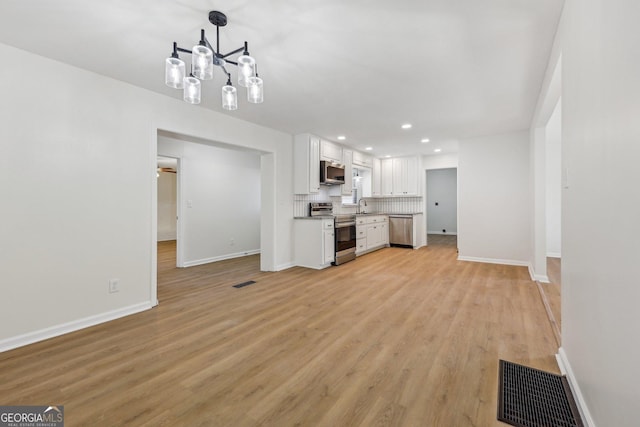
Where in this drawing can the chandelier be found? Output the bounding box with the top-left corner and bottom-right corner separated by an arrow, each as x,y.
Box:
164,10 -> 263,110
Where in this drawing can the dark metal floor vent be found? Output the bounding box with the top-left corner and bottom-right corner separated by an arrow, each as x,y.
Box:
233,280 -> 256,289
498,360 -> 583,427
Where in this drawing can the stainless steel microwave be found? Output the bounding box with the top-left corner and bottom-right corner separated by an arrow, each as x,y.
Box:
320,161 -> 345,185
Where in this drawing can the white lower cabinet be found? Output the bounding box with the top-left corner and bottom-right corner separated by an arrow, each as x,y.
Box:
323,228 -> 335,265
355,215 -> 389,255
356,237 -> 366,253
380,222 -> 389,245
294,219 -> 334,269
366,223 -> 382,248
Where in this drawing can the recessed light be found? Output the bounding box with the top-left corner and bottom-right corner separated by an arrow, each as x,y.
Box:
385,155 -> 391,158
337,135 -> 346,141
421,138 -> 430,143
434,148 -> 442,153
401,123 -> 412,129
365,147 -> 373,151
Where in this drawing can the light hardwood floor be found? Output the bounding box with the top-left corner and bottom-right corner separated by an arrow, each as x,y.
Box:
0,240 -> 559,426
425,234 -> 457,249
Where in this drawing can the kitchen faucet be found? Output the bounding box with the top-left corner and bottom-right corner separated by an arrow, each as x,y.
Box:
357,198 -> 367,214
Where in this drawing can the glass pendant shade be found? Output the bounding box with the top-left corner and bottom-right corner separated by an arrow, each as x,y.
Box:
247,76 -> 264,104
222,85 -> 238,110
237,55 -> 256,87
165,57 -> 185,89
192,45 -> 214,80
183,76 -> 201,104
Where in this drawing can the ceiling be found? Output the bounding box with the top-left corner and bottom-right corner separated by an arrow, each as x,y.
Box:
0,0 -> 563,157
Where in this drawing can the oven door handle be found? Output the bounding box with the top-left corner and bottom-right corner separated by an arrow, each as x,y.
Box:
335,221 -> 356,228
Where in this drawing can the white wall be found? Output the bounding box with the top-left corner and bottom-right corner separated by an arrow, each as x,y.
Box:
457,131 -> 531,265
545,99 -> 562,257
426,168 -> 457,234
0,42 -> 293,350
558,0 -> 640,425
157,171 -> 177,241
422,153 -> 459,170
158,136 -> 261,265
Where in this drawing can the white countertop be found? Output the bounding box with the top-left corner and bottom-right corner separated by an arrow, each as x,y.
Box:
294,212 -> 423,219
294,216 -> 334,220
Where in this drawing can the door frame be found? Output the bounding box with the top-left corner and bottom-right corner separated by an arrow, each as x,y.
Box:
424,167 -> 459,247
150,126 -> 278,307
156,155 -> 184,268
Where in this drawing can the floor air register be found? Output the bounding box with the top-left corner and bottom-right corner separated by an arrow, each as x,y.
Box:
498,360 -> 583,427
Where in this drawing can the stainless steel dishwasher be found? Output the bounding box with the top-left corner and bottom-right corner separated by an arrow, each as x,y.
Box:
389,215 -> 413,247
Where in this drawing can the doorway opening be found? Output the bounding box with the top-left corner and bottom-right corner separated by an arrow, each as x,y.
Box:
531,52 -> 562,346
157,156 -> 179,269
540,96 -> 562,345
425,168 -> 458,249
153,129 -> 268,305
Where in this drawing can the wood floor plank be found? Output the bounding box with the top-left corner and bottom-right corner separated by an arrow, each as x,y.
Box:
0,239 -> 559,426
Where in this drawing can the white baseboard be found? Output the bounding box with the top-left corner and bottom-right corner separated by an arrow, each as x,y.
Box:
457,255 -> 529,267
183,249 -> 260,267
534,274 -> 550,283
529,263 -> 550,283
0,301 -> 153,353
556,348 -> 596,427
157,234 -> 177,242
274,262 -> 295,271
547,252 -> 562,258
427,230 -> 458,235
525,262 -> 551,282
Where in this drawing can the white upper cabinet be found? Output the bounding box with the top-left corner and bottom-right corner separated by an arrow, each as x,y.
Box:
294,134 -> 418,197
293,133 -> 321,194
320,139 -> 343,163
381,158 -> 394,196
352,151 -> 372,168
372,158 -> 381,196
342,149 -> 353,196
404,156 -> 419,195
381,156 -> 419,196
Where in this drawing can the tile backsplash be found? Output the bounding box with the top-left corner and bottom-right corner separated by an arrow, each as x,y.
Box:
293,189 -> 331,217
366,196 -> 423,214
294,191 -> 423,217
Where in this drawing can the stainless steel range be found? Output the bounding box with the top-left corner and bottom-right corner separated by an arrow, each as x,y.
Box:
309,202 -> 333,217
333,214 -> 357,265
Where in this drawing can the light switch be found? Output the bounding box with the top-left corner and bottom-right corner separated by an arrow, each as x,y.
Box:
187,199 -> 193,208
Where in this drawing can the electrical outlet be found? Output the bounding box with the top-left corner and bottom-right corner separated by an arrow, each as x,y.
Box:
229,238 -> 235,246
109,279 -> 120,293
